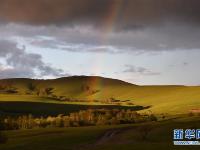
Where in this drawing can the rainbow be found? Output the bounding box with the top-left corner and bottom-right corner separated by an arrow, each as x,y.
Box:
87,1 -> 124,102
103,0 -> 124,35
85,76 -> 103,102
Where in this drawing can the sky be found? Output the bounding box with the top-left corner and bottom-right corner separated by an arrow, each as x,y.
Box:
0,0 -> 200,85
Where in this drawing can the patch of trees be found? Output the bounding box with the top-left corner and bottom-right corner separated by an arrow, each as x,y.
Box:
1,109 -> 157,130
0,83 -> 17,94
26,82 -> 38,95
36,88 -> 52,96
81,85 -> 100,95
92,98 -> 135,106
26,82 -> 55,97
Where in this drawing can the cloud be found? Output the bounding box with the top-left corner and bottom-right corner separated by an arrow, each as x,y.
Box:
0,0 -> 200,29
183,62 -> 189,66
0,0 -> 200,53
0,66 -> 35,79
1,23 -> 200,54
0,40 -> 68,79
123,65 -> 160,76
31,38 -> 123,54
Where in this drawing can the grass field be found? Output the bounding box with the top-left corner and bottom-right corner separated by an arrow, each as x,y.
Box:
1,77 -> 200,115
1,76 -> 200,150
1,116 -> 200,150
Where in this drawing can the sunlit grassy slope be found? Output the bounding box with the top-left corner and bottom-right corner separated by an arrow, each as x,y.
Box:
0,76 -> 200,114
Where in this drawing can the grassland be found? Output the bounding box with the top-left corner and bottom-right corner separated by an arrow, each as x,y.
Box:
1,116 -> 200,150
1,76 -> 200,150
0,76 -> 200,115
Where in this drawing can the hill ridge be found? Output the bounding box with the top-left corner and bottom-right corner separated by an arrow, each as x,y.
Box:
0,75 -> 135,86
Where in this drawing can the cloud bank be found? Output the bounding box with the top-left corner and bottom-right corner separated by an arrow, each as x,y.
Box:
0,0 -> 200,28
0,40 -> 68,79
0,0 -> 200,52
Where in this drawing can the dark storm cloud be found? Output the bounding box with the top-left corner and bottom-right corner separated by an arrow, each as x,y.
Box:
0,0 -> 200,29
0,40 -> 68,78
0,0 -> 113,25
1,22 -> 200,52
0,0 -> 200,52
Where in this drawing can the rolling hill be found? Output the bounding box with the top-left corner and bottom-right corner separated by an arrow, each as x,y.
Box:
0,76 -> 200,114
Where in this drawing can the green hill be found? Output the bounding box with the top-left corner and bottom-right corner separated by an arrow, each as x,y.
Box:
0,76 -> 200,114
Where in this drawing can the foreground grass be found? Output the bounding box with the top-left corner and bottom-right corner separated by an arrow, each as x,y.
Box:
0,125 -> 127,150
1,116 -> 200,150
90,117 -> 200,150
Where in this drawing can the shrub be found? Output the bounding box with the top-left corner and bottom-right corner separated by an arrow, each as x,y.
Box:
149,114 -> 158,121
27,82 -> 36,92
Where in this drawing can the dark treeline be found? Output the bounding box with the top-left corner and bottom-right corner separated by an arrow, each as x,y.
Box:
0,109 -> 157,130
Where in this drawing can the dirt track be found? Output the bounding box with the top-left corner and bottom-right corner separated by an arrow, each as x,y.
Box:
95,128 -> 123,145
74,126 -> 135,150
